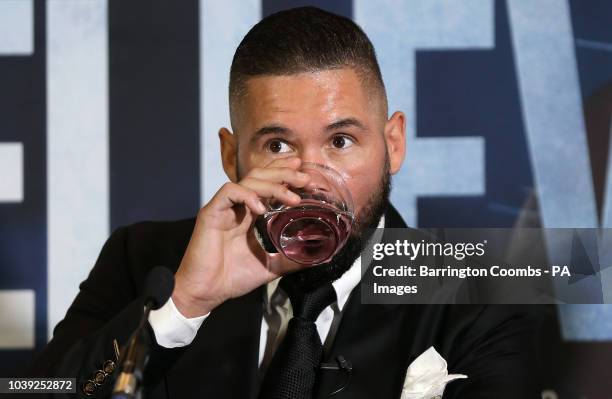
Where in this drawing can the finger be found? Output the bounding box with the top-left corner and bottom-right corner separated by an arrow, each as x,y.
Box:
246,167 -> 310,188
263,156 -> 302,169
208,182 -> 268,215
239,177 -> 302,206
266,252 -> 307,276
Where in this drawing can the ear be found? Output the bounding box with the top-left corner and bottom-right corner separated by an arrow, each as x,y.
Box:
384,111 -> 406,174
219,127 -> 238,182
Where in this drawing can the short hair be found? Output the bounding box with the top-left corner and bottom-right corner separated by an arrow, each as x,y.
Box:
229,6 -> 387,125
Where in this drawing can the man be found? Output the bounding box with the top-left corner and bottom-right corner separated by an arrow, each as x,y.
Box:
32,7 -> 547,398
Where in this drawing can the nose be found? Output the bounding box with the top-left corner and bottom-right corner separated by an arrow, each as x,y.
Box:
296,146 -> 345,191
299,166 -> 335,195
304,177 -> 331,195
298,143 -> 329,165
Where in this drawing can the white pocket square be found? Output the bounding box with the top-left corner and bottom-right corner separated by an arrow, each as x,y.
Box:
400,346 -> 467,399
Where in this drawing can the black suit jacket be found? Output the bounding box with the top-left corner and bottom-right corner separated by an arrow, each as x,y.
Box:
31,204 -> 552,398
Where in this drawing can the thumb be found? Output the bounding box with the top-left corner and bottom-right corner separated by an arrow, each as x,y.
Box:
266,252 -> 304,276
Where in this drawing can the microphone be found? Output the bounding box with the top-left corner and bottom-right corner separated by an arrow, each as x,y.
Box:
112,266 -> 175,399
142,266 -> 175,311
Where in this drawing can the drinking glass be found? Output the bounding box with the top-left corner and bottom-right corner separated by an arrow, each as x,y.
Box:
258,162 -> 355,265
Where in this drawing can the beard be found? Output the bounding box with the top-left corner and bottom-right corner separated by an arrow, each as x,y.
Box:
269,156 -> 392,292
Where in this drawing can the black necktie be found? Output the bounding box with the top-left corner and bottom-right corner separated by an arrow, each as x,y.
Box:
258,275 -> 337,399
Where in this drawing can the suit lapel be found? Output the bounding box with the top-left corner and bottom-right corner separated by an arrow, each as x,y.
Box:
314,204 -> 415,398
385,204 -> 408,229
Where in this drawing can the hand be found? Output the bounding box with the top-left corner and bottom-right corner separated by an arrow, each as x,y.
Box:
172,157 -> 311,317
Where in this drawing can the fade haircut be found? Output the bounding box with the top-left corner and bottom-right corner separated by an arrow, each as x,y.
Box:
229,6 -> 387,127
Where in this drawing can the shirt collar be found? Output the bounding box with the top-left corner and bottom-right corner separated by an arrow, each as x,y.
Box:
265,214 -> 386,312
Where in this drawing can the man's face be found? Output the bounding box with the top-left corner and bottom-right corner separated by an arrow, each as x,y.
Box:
233,68 -> 399,218
221,67 -> 406,287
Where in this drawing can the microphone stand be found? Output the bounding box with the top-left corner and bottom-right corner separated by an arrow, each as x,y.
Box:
111,300 -> 155,399
111,266 -> 174,399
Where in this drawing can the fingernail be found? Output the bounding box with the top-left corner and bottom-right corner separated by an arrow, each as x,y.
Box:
257,201 -> 267,213
297,172 -> 308,179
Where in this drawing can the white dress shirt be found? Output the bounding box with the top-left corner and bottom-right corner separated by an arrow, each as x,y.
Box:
149,215 -> 385,368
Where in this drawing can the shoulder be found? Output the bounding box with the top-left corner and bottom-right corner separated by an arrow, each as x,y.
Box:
117,217 -> 196,258
85,217 -> 196,298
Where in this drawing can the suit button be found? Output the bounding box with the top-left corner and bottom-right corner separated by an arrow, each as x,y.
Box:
103,359 -> 116,374
93,370 -> 106,384
82,380 -> 97,396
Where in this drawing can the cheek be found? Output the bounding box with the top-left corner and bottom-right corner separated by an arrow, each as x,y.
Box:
341,154 -> 386,215
346,174 -> 380,215
236,146 -> 271,176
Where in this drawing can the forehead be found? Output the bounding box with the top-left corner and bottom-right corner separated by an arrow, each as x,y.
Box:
235,68 -> 377,133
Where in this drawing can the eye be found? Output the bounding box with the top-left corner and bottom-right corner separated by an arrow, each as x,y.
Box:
266,139 -> 292,153
331,135 -> 355,149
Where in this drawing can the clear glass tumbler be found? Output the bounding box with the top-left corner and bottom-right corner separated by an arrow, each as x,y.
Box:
259,162 -> 355,265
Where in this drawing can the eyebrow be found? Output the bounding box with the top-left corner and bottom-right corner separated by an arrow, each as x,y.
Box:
250,125 -> 291,145
326,117 -> 367,132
